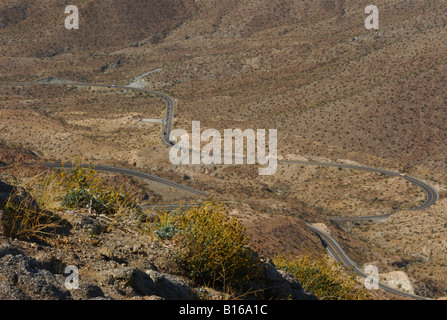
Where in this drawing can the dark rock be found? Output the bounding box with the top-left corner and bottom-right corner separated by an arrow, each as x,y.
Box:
70,283 -> 106,300
145,269 -> 195,300
0,243 -> 71,300
97,267 -> 156,297
0,180 -> 39,210
0,180 -> 14,201
257,262 -> 317,300
0,280 -> 30,300
97,267 -> 195,300
79,216 -> 107,235
0,210 -> 11,236
0,242 -> 22,258
34,252 -> 66,275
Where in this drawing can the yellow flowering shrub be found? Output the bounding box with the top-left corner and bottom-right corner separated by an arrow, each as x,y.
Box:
153,200 -> 262,289
273,254 -> 371,300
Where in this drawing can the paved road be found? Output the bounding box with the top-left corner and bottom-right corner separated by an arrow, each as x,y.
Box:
0,79 -> 439,300
280,160 -> 438,212
327,214 -> 391,222
146,79 -> 438,213
41,162 -> 209,198
1,79 -> 439,212
306,223 -> 431,300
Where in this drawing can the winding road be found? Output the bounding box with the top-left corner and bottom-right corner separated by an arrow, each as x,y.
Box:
305,223 -> 430,300
41,162 -> 208,198
0,78 -> 439,300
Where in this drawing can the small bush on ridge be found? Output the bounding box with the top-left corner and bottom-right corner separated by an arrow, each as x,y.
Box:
152,200 -> 263,289
273,254 -> 371,300
0,190 -> 64,241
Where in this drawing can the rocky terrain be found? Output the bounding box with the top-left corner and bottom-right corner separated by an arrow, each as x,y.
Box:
0,176 -> 318,300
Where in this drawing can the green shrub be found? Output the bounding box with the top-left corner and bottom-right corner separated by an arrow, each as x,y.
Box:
61,188 -> 92,209
59,163 -> 138,216
153,223 -> 179,240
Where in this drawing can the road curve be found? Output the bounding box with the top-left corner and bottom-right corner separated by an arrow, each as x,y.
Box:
41,162 -> 209,198
1,80 -> 439,212
0,79 -> 439,300
306,223 -> 431,300
280,160 -> 438,212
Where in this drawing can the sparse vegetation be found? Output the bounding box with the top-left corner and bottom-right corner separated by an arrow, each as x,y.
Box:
59,162 -> 139,216
273,254 -> 371,300
0,189 -> 64,241
152,200 -> 263,290
1,0 -> 446,298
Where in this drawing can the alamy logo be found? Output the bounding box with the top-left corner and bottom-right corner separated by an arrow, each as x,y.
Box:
64,265 -> 79,290
65,5 -> 79,30
64,4 -> 377,31
365,5 -> 379,30
364,265 -> 379,290
169,121 -> 278,176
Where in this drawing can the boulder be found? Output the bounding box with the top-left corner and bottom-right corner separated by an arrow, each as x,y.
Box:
0,180 -> 14,202
145,269 -> 195,300
97,267 -> 153,297
0,242 -> 71,300
257,262 -> 317,300
97,267 -> 196,300
0,180 -> 39,210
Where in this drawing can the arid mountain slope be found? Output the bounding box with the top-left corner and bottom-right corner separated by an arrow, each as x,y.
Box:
1,0 -> 447,298
0,0 -> 198,57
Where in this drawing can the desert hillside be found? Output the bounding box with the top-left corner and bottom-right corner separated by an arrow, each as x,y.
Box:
0,0 -> 198,57
1,0 -> 447,299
